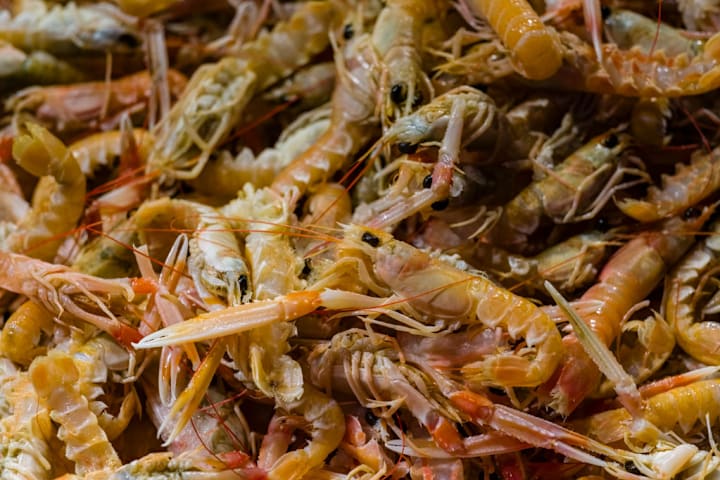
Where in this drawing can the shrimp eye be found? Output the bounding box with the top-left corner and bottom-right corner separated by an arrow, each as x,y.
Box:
595,216 -> 610,231
117,33 -> 140,49
342,23 -> 354,40
602,133 -> 620,149
422,174 -> 432,188
390,83 -> 407,104
238,275 -> 249,296
361,231 -> 380,247
601,5 -> 612,19
365,409 -> 379,425
397,142 -> 418,154
431,199 -> 449,211
683,206 -> 701,219
300,258 -> 312,278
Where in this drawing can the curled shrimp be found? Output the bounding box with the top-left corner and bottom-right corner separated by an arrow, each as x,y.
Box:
546,208 -> 713,415
665,217 -> 720,365
345,226 -> 564,388
617,146 -> 720,222
4,122 -> 85,261
29,349 -> 122,477
464,0 -> 564,80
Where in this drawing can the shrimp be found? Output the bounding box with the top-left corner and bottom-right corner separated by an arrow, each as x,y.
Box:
308,329 -> 474,455
617,146 -> 720,222
134,197 -> 251,306
463,0 -> 564,80
546,208 -> 713,416
270,33 -> 380,204
486,131 -> 637,252
344,226 -> 564,388
371,0 -> 447,124
353,86 -> 501,229
263,386 -> 345,480
72,217 -> 140,278
665,217 -> 720,365
0,249 -> 140,347
556,27 -> 720,97
7,70 -> 187,135
0,300 -> 55,367
0,360 -> 53,480
150,0 -> 338,180
29,350 -> 122,476
188,104 -> 331,199
3,122 -> 85,262
0,1 -> 141,55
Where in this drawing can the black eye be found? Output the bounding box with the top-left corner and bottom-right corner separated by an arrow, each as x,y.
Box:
601,5 -> 612,19
361,231 -> 380,247
431,199 -> 449,211
300,258 -> 312,279
422,175 -> 432,189
602,133 -> 620,149
390,83 -> 407,104
117,33 -> 140,49
238,275 -> 248,296
595,216 -> 609,231
397,142 -> 418,154
342,23 -> 354,40
683,206 -> 701,219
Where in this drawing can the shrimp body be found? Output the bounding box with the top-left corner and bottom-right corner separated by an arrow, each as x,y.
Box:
189,104 -> 331,198
8,70 -> 187,135
271,35 -> 380,203
135,197 -> 250,306
559,29 -> 720,96
5,123 -> 85,261
152,1 -> 337,180
618,147 -> 720,222
488,131 -> 631,251
605,9 -> 702,57
665,218 -> 720,365
548,211 -> 711,415
29,350 -> 122,476
0,43 -> 85,87
0,249 -> 139,347
581,379 -> 720,444
0,1 -> 141,55
467,0 -> 563,80
0,300 -> 54,367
